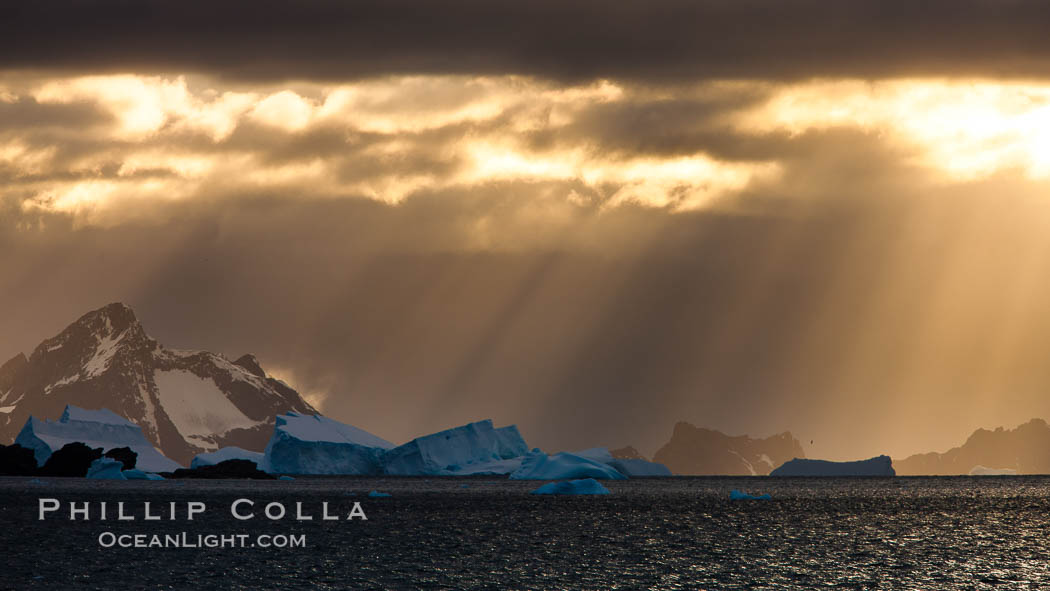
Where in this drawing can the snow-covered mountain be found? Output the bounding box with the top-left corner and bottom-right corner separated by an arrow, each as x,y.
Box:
0,303 -> 316,465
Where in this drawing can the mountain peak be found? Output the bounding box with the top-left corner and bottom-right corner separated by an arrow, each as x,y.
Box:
77,302 -> 141,333
233,354 -> 266,377
2,303 -> 317,465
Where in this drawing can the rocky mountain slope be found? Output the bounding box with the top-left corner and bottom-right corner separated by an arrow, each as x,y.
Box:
652,421 -> 805,475
896,418 -> 1050,475
0,303 -> 315,465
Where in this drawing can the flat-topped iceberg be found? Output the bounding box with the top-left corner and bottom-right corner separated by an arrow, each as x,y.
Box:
383,419 -> 528,476
531,478 -> 611,495
770,455 -> 895,477
15,405 -> 182,473
510,449 -> 627,480
191,446 -> 265,470
263,412 -> 394,475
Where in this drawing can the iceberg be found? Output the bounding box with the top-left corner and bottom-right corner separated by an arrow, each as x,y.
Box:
14,405 -> 182,473
770,455 -> 895,477
555,447 -> 671,477
730,489 -> 771,500
509,449 -> 627,480
969,465 -> 1018,476
368,490 -> 391,498
123,469 -> 164,480
531,478 -> 611,495
190,446 -> 265,470
609,458 -> 673,477
263,412 -> 394,475
86,457 -> 127,480
382,419 -> 528,476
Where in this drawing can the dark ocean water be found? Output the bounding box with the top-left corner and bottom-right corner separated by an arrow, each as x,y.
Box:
3,475 -> 1050,590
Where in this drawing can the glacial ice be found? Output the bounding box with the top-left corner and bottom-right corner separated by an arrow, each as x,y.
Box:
730,489 -> 771,500
86,457 -> 127,480
509,449 -> 627,480
190,446 -> 265,470
263,412 -> 394,475
15,405 -> 182,472
770,455 -> 896,477
383,419 -> 529,476
530,478 -> 611,495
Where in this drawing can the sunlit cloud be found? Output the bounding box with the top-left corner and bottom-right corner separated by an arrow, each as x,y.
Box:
742,79 -> 1050,180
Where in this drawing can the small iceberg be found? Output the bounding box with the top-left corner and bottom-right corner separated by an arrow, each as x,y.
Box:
530,478 -> 611,495
278,475 -> 295,481
969,465 -> 1018,476
123,469 -> 164,480
730,489 -> 771,501
191,446 -> 266,470
368,490 -> 392,498
86,457 -> 127,480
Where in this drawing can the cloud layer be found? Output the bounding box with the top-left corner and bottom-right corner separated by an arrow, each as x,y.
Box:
4,1 -> 1050,82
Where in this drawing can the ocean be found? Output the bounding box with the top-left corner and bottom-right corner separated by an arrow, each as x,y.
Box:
3,476 -> 1048,590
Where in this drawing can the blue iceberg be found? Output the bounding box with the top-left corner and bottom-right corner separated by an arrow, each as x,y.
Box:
15,405 -> 182,473
531,478 -> 612,495
729,489 -> 771,500
510,449 -> 627,480
86,457 -> 126,480
382,419 -> 528,476
263,412 -> 394,475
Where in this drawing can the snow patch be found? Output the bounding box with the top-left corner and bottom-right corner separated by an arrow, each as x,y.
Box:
729,449 -> 757,475
154,369 -> 261,439
0,405 -> 14,414
84,328 -> 128,378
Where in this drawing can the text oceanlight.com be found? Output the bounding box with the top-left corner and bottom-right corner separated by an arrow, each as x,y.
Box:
97,532 -> 307,549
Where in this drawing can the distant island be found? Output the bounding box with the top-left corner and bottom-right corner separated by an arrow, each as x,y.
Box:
770,455 -> 895,477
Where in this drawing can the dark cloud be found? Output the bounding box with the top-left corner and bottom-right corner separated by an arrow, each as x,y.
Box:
0,97 -> 111,130
3,0 -> 1050,82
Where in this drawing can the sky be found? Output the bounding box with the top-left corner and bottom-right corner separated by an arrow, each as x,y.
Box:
5,0 -> 1050,460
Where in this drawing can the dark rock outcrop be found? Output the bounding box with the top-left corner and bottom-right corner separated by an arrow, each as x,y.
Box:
39,442 -> 103,477
896,418 -> 1050,475
166,459 -> 274,480
653,422 -> 805,475
0,443 -> 38,476
104,446 -> 137,470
